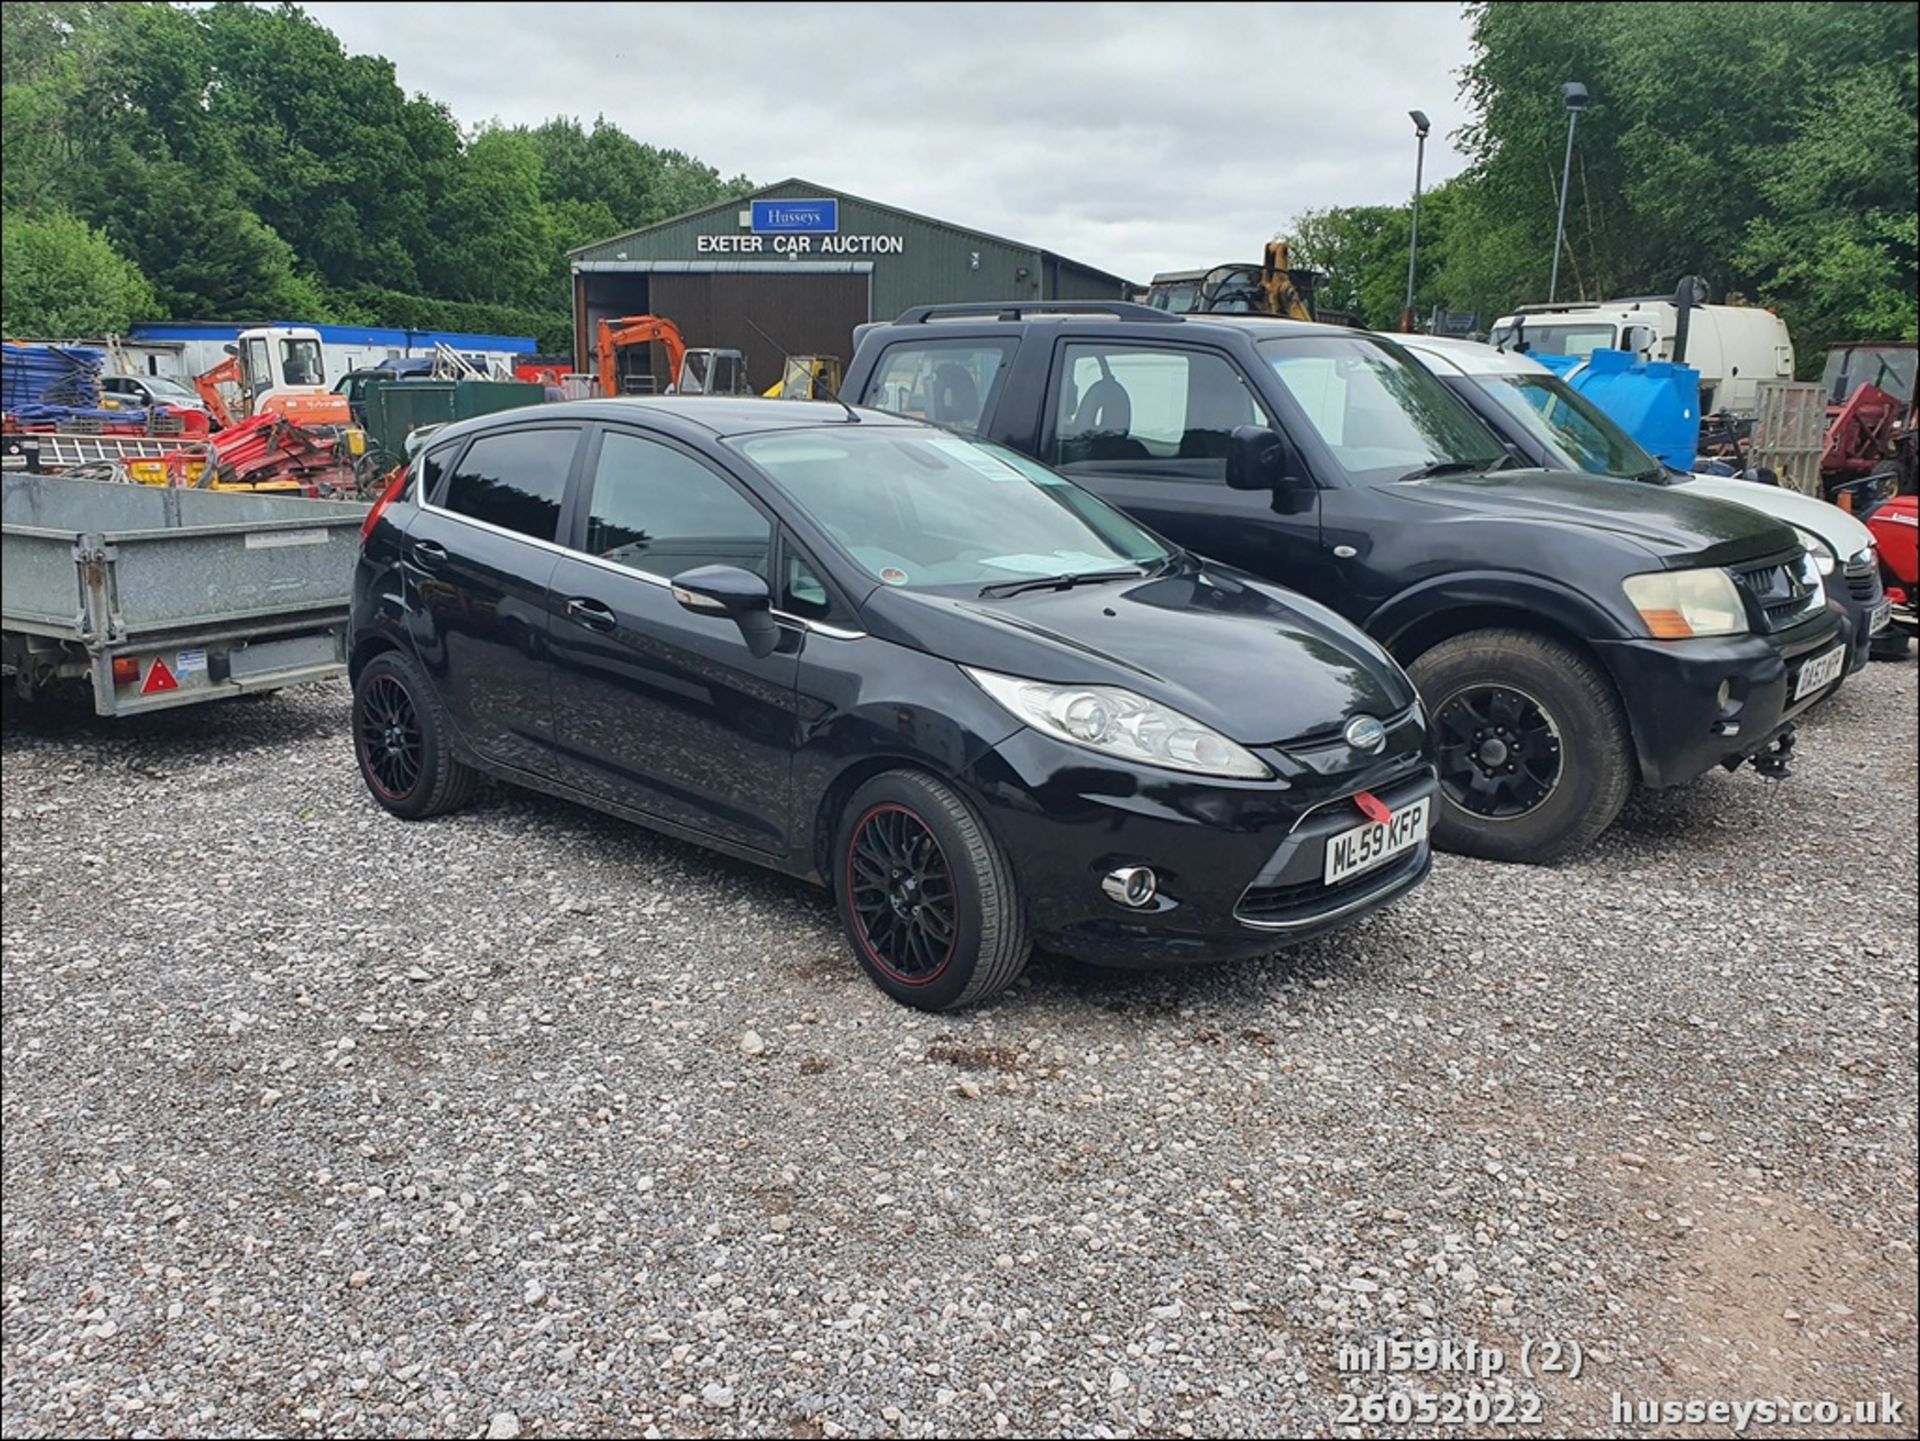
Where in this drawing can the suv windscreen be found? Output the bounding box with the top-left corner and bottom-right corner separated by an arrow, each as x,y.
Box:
733,427 -> 1167,594
1259,336 -> 1507,485
1471,373 -> 1659,480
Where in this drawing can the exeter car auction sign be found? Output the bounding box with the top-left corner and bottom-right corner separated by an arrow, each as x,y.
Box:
688,198 -> 907,255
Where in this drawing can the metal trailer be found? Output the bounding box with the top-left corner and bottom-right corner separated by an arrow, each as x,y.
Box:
2,472 -> 367,716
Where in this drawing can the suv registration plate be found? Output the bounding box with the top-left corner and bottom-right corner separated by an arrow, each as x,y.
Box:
1793,644 -> 1846,700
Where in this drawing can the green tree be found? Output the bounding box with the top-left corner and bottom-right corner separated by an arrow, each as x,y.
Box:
0,209 -> 158,335
0,1 -> 752,340
432,128 -> 557,307
86,151 -> 317,317
200,2 -> 458,292
1444,1 -> 1918,357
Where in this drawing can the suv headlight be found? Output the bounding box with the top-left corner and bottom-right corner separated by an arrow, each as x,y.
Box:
1622,568 -> 1749,639
1850,542 -> 1877,569
964,667 -> 1271,779
1793,527 -> 1837,576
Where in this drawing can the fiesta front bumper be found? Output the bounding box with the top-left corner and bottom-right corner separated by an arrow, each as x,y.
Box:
960,719 -> 1437,967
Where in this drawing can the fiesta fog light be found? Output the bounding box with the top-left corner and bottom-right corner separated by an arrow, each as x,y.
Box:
1102,866 -> 1157,909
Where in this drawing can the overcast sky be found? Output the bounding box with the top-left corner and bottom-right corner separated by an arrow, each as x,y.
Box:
305,1 -> 1476,281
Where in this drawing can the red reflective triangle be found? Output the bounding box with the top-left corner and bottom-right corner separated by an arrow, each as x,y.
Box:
1354,790 -> 1392,825
141,656 -> 178,694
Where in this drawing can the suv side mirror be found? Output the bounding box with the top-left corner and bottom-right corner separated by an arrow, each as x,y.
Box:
1226,425 -> 1302,492
671,564 -> 780,658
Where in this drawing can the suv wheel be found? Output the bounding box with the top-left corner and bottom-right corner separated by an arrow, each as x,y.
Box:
352,651 -> 478,819
1410,628 -> 1632,863
834,771 -> 1030,1011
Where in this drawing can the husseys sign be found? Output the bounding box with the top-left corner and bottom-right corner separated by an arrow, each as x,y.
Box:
694,197 -> 906,255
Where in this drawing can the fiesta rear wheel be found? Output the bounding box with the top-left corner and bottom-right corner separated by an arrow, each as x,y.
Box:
834,771 -> 1030,1011
351,651 -> 477,819
1409,628 -> 1633,864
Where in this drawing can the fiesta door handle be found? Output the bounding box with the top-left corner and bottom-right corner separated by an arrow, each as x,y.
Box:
410,540 -> 448,567
566,597 -> 618,632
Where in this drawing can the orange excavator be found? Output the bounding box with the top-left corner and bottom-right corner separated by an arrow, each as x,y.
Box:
595,315 -> 687,398
192,325 -> 352,429
593,315 -> 751,397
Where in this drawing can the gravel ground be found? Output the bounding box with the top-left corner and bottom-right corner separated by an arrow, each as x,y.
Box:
3,660 -> 1915,1440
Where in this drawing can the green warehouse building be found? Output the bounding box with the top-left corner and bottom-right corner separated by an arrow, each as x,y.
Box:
568,178 -> 1135,390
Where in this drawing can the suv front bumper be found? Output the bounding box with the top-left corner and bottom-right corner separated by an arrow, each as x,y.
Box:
1594,605 -> 1849,789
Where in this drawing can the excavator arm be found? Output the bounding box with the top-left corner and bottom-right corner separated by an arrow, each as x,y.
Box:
595,316 -> 688,398
193,355 -> 240,430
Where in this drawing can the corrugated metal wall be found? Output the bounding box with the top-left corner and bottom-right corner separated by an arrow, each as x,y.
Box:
647,273 -> 870,392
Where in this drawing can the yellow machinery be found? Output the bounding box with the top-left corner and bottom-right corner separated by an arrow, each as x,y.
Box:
764,355 -> 845,400
1145,242 -> 1319,321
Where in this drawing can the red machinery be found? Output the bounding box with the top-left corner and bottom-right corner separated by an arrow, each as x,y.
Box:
207,412 -> 358,495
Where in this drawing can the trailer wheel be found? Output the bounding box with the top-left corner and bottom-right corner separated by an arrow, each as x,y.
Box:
352,651 -> 477,819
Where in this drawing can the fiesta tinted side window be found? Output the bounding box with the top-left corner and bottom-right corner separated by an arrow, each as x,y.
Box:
435,426 -> 583,542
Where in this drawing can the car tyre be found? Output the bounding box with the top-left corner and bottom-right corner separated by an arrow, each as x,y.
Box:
1410,628 -> 1633,864
835,770 -> 1030,1011
352,650 -> 478,820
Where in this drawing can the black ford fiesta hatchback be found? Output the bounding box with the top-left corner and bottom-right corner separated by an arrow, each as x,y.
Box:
348,398 -> 1436,1010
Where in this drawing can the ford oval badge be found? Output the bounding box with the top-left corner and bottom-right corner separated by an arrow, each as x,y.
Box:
1344,714 -> 1387,753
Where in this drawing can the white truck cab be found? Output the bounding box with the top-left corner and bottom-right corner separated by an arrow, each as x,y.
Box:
1490,297 -> 1793,415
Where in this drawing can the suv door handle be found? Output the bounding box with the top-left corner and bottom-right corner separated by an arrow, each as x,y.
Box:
410,540 -> 448,566
566,597 -> 618,632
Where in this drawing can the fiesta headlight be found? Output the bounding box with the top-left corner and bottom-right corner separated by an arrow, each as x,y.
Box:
1793,527 -> 1837,576
1622,568 -> 1749,639
964,667 -> 1271,779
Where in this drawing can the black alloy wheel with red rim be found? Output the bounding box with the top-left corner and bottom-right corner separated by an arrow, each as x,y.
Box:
358,672 -> 422,801
845,803 -> 958,984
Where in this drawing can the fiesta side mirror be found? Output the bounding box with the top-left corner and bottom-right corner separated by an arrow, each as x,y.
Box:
1226,425 -> 1302,492
671,564 -> 780,658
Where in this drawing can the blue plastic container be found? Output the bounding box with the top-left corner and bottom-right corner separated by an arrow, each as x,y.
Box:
1537,347 -> 1701,471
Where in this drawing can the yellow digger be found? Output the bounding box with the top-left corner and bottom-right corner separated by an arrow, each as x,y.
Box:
763,354 -> 845,401
1144,241 -> 1320,321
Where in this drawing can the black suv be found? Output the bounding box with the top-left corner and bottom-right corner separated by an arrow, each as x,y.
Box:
845,303 -> 1849,863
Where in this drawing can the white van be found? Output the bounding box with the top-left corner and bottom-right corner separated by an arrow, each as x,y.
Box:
1489,297 -> 1793,416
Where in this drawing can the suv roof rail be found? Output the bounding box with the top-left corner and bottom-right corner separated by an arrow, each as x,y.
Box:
890,300 -> 1181,325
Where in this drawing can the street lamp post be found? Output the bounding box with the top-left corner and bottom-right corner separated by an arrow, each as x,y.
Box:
1403,109 -> 1430,332
1548,81 -> 1588,303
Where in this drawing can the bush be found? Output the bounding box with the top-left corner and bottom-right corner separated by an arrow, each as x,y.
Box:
1,211 -> 160,337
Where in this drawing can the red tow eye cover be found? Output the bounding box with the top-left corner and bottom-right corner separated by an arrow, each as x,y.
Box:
1354,790 -> 1392,825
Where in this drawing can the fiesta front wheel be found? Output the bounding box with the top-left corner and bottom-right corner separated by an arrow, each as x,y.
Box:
834,771 -> 1030,1011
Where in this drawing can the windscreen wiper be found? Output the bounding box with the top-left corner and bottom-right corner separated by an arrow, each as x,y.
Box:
978,568 -> 1145,599
1395,459 -> 1489,483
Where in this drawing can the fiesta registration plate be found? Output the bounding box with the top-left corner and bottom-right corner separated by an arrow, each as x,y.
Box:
1793,644 -> 1846,701
1324,797 -> 1431,886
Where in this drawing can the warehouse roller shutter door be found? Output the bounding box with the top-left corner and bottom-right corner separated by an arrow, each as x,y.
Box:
647,272 -> 871,393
